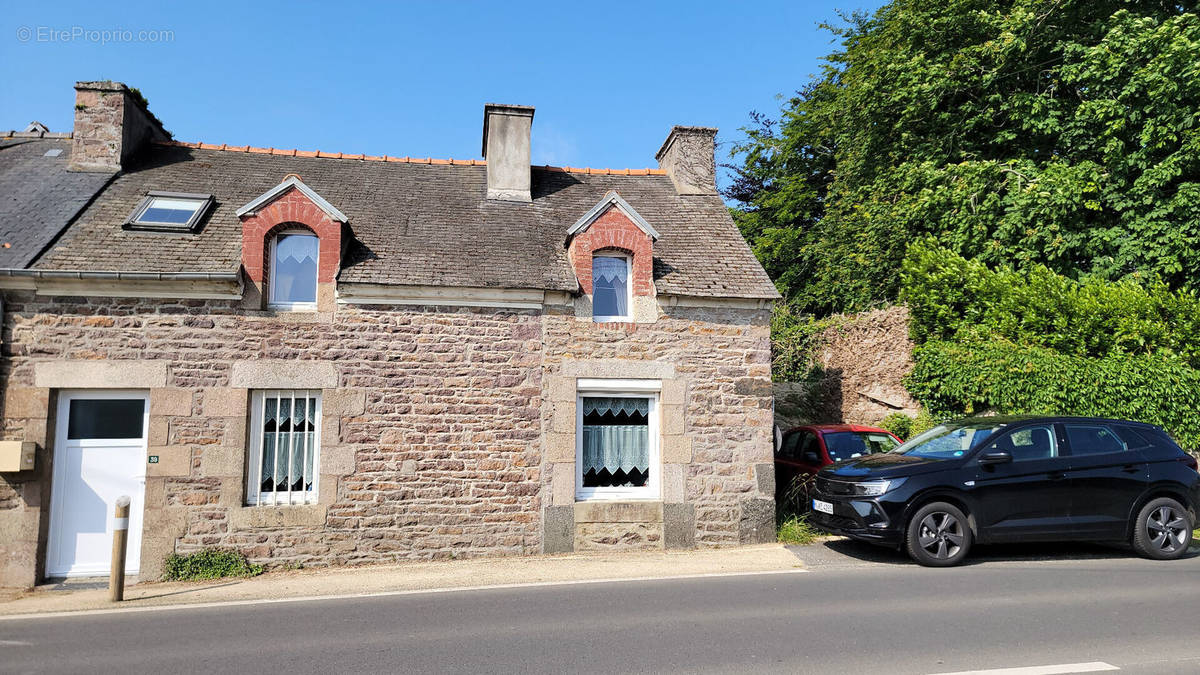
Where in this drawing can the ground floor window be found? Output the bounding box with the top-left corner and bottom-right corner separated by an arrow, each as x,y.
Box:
576,382 -> 659,500
248,390 -> 320,505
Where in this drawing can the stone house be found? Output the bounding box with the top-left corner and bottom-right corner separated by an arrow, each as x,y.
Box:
0,81 -> 779,589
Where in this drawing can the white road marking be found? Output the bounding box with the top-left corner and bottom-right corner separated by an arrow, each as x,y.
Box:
929,662 -> 1119,675
0,567 -> 808,622
0,640 -> 33,646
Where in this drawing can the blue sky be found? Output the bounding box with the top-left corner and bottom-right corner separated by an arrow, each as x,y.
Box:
1,1 -> 885,189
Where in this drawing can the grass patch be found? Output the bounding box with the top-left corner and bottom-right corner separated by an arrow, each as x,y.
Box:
778,514 -> 821,545
163,549 -> 264,581
776,473 -> 822,545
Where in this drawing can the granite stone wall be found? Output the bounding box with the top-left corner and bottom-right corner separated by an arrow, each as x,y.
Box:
540,300 -> 775,551
0,292 -> 543,587
0,290 -> 774,589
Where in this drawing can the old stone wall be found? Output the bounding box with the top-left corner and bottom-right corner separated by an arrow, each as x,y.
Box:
0,292 -> 543,587
773,305 -> 918,429
0,290 -> 775,588
540,302 -> 775,550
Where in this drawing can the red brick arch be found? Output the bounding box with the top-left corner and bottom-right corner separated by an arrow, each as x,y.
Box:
240,187 -> 342,284
568,205 -> 653,296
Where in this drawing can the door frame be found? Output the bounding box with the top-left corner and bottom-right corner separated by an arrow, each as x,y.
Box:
46,389 -> 150,578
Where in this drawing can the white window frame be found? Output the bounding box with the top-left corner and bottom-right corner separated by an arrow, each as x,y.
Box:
591,252 -> 633,322
268,229 -> 320,311
575,378 -> 661,501
247,389 -> 322,506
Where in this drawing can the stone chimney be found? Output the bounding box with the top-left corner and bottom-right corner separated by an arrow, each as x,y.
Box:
69,81 -> 170,172
482,103 -> 534,202
655,126 -> 718,195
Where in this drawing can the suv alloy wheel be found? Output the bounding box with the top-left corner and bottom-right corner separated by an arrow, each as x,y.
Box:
906,502 -> 973,567
1132,497 -> 1194,560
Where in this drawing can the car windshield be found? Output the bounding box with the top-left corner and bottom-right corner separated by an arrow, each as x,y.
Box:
892,422 -> 1006,459
824,431 -> 899,462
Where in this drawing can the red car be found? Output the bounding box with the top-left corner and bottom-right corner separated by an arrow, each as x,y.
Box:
774,424 -> 903,500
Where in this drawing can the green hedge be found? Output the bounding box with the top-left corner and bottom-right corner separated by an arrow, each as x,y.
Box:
901,241 -> 1200,366
907,339 -> 1200,449
900,243 -> 1200,448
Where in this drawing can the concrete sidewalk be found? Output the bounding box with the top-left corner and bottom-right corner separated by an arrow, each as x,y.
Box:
0,544 -> 802,617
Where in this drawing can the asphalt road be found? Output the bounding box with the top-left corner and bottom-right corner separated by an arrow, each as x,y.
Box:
3,542 -> 1199,675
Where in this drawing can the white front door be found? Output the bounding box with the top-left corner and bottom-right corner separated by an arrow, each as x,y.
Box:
46,391 -> 149,578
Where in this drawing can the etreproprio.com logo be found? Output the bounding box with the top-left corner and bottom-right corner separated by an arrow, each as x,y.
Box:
16,25 -> 175,45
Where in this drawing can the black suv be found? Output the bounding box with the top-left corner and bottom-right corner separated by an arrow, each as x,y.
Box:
808,416 -> 1200,566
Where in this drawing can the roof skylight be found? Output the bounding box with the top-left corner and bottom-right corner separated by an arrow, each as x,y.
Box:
125,191 -> 214,232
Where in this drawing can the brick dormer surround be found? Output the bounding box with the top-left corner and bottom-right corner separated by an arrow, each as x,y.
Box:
236,176 -> 347,311
566,191 -> 660,323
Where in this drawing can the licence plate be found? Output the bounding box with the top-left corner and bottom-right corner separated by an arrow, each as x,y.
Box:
812,499 -> 834,515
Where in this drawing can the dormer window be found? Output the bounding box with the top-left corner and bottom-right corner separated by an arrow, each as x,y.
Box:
592,253 -> 631,322
126,191 -> 213,232
269,230 -> 319,310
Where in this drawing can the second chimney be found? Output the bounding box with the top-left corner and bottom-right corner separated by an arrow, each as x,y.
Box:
482,104 -> 534,202
655,126 -> 718,195
69,81 -> 169,172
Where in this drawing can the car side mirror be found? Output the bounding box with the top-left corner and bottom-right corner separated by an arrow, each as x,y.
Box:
978,451 -> 1013,466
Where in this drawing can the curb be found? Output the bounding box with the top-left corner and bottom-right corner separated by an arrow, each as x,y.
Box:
0,568 -> 808,621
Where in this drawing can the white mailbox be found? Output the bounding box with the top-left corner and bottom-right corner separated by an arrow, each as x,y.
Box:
0,441 -> 36,472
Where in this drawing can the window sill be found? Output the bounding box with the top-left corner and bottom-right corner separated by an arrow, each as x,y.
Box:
229,503 -> 327,530
245,309 -> 330,324
592,315 -> 632,323
574,500 -> 664,523
575,491 -> 659,502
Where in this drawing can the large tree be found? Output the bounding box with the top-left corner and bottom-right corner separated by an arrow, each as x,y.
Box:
729,1 -> 1200,315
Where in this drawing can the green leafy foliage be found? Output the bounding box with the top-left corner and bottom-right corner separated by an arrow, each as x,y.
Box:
728,1 -> 1200,315
901,241 -> 1200,365
163,549 -> 264,581
878,412 -> 914,440
910,410 -> 938,438
901,246 -> 1200,448
770,301 -> 845,381
907,338 -> 1200,449
876,410 -> 938,440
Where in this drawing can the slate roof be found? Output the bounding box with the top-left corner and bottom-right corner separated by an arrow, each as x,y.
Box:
32,143 -> 780,299
0,136 -> 114,268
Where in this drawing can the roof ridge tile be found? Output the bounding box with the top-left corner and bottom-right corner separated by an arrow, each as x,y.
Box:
150,141 -> 664,174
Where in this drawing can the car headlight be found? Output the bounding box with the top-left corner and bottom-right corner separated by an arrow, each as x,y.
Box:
852,478 -> 905,496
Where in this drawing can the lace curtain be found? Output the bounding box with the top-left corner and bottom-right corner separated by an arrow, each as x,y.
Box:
581,396 -> 648,474
582,426 -> 649,473
582,397 -> 648,417
272,233 -> 318,304
592,256 -> 629,317
260,395 -> 317,495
